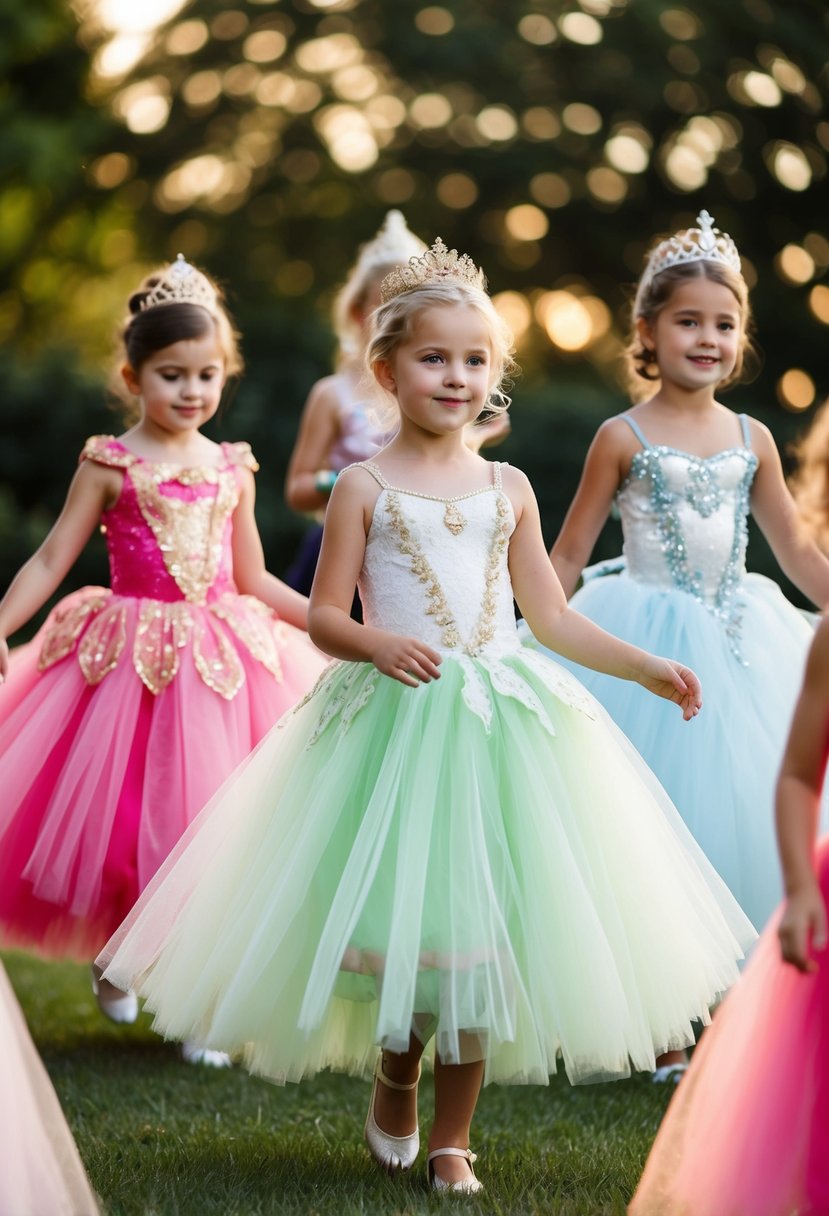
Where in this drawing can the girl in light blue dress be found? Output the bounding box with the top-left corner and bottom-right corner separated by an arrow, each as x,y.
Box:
537,211 -> 829,934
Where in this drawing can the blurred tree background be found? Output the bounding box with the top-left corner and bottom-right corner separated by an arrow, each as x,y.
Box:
2,0 -> 828,621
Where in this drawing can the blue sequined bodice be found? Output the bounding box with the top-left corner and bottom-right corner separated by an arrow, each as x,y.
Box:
615,415 -> 758,656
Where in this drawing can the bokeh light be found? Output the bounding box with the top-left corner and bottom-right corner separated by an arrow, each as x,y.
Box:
777,369 -> 816,412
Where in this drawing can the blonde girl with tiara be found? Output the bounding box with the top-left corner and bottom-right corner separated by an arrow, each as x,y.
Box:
284,211 -> 509,600
0,256 -> 327,1048
532,211 -> 829,941
98,238 -> 752,1193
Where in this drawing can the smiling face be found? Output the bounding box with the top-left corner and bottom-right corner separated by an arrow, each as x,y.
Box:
376,303 -> 493,436
122,333 -> 226,436
640,276 -> 742,393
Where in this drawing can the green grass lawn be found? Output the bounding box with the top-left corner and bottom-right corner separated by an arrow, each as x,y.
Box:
4,950 -> 676,1216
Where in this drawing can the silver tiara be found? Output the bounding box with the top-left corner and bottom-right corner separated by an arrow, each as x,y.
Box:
139,254 -> 217,313
635,210 -> 742,314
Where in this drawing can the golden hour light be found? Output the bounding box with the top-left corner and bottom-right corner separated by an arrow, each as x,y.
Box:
775,245 -> 815,286
536,291 -> 595,352
492,291 -> 533,342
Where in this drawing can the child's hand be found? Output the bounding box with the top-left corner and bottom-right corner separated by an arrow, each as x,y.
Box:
779,882 -> 828,972
370,631 -> 442,687
0,637 -> 8,684
638,656 -> 702,721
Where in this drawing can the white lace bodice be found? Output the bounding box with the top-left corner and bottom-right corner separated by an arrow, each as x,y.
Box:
357,461 -> 519,655
614,414 -> 758,655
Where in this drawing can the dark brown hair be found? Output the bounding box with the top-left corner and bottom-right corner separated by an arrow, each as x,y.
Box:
625,258 -> 754,401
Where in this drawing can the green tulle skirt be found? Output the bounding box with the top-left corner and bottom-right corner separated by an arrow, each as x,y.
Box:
99,649 -> 754,1086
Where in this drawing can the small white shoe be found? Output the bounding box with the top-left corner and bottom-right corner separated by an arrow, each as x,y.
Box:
364,1054 -> 420,1173
427,1147 -> 483,1194
181,1040 -> 232,1068
91,966 -> 138,1024
652,1062 -> 689,1084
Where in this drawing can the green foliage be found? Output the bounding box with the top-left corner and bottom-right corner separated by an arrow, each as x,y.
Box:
1,0 -> 827,602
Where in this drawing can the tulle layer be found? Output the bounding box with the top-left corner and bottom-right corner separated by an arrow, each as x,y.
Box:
100,650 -> 754,1088
630,836 -> 829,1216
0,589 -> 327,960
526,570 -> 816,930
0,963 -> 99,1215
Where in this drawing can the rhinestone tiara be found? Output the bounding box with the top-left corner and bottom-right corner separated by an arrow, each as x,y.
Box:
380,237 -> 487,303
139,254 -> 217,313
635,210 -> 742,314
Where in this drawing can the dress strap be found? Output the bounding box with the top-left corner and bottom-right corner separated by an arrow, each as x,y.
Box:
491,461 -> 504,490
354,460 -> 390,489
221,441 -> 259,473
738,414 -> 752,449
620,415 -> 651,449
79,435 -> 137,470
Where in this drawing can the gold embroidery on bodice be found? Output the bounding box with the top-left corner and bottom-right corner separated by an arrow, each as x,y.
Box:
129,462 -> 239,605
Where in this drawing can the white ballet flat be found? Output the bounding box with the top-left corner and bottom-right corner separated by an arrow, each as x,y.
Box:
91,965 -> 138,1024
652,1062 -> 689,1084
364,1054 -> 420,1173
180,1040 -> 232,1068
427,1146 -> 483,1194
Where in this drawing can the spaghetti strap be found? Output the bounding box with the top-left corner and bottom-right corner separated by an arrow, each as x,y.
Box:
352,460 -> 390,489
620,415 -> 651,449
738,414 -> 752,449
492,461 -> 504,490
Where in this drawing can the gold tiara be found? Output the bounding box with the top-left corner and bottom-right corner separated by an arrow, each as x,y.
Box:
635,210 -> 742,314
139,254 -> 217,313
380,237 -> 487,303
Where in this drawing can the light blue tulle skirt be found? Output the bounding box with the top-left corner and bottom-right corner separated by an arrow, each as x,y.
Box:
98,648 -> 754,1088
526,565 -> 818,931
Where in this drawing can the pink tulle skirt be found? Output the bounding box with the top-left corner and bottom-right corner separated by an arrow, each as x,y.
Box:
0,963 -> 100,1214
0,589 -> 327,960
630,836 -> 829,1216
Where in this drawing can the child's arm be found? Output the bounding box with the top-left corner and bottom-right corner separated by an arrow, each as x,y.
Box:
507,467 -> 701,720
749,418 -> 829,608
0,461 -> 118,680
550,419 -> 637,598
308,470 -> 441,686
284,378 -> 343,513
776,618 -> 829,971
231,469 -> 313,630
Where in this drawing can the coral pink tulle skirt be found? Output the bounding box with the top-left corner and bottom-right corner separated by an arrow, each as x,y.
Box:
630,836 -> 829,1216
0,588 -> 327,960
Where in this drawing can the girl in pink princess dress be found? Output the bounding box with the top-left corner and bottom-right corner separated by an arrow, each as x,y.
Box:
0,256 -> 327,1039
630,616 -> 829,1216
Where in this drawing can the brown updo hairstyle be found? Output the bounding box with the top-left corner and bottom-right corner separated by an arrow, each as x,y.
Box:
789,398 -> 829,554
624,257 -> 754,402
110,265 -> 243,420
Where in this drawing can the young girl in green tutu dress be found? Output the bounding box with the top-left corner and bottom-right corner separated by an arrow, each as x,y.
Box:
98,239 -> 755,1194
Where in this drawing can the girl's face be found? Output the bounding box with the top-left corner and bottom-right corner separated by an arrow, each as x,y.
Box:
122,333 -> 226,436
377,304 -> 492,436
640,276 -> 742,392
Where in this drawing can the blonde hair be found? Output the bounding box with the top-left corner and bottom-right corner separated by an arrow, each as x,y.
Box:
332,260 -> 402,368
790,398 -> 829,552
365,282 -> 517,429
624,256 -> 753,401
109,265 -> 242,420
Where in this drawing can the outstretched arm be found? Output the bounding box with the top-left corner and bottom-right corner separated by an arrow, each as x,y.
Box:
231,469 -> 312,630
776,618 -> 829,971
308,470 -> 441,686
0,460 -> 119,679
750,418 -> 829,608
508,467 -> 701,720
550,419 -> 636,598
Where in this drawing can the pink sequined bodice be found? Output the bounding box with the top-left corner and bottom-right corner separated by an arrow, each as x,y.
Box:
84,436 -> 256,606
